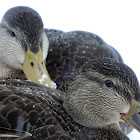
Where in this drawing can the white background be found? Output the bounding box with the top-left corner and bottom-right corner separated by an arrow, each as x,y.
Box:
0,0 -> 140,139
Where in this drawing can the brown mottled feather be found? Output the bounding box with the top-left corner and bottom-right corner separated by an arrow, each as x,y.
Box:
0,79 -> 130,140
45,29 -> 123,92
0,80 -> 90,140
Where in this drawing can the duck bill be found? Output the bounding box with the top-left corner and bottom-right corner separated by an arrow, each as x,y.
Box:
121,98 -> 140,133
23,48 -> 57,89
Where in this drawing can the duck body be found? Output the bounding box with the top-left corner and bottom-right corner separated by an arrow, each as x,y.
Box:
0,79 -> 105,140
0,80 -> 77,140
45,29 -> 123,92
0,79 -> 129,140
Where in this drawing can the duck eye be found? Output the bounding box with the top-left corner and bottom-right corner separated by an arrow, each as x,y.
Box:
105,80 -> 114,87
10,31 -> 16,37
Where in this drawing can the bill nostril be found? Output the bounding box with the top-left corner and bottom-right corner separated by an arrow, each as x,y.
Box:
30,62 -> 34,67
120,113 -> 126,117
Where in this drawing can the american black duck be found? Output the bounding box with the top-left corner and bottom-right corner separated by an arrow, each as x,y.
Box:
0,6 -> 56,88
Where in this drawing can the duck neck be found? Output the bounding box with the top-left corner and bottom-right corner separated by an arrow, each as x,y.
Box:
81,123 -> 129,140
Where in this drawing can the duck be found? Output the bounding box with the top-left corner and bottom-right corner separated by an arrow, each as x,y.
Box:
0,6 -> 56,89
0,6 -> 140,139
0,58 -> 140,139
44,29 -> 136,135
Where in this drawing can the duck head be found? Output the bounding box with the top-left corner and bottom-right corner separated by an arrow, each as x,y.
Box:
64,58 -> 140,132
0,6 -> 56,88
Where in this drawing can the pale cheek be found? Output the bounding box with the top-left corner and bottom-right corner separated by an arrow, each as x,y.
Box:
42,33 -> 49,60
5,44 -> 25,69
15,50 -> 26,69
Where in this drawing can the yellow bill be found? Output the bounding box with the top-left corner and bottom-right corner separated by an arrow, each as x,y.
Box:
121,98 -> 140,133
23,48 -> 57,89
